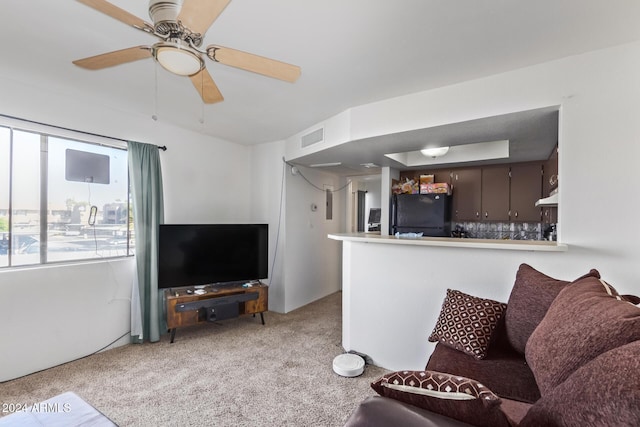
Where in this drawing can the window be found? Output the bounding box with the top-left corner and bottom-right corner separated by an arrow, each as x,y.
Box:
0,124 -> 133,268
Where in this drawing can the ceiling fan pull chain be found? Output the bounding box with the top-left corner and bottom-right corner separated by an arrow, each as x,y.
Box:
199,73 -> 205,125
152,61 -> 159,121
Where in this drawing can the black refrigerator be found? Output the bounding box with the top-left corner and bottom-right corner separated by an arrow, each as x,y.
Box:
391,193 -> 452,237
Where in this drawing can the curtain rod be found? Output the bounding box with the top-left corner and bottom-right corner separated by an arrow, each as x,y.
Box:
0,113 -> 167,151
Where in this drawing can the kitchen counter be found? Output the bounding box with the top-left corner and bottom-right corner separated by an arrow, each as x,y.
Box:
328,232 -> 568,252
331,232 -> 568,371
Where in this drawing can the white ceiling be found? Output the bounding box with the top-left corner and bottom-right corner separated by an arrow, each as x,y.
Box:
2,0 -> 640,152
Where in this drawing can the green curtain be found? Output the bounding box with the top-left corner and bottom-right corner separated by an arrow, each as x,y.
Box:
128,141 -> 164,343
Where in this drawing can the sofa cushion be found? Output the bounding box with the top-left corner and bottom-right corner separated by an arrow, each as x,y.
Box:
426,337 -> 540,404
504,264 -> 599,354
520,340 -> 640,427
525,276 -> 640,395
499,398 -> 532,427
428,289 -> 507,360
371,370 -> 511,427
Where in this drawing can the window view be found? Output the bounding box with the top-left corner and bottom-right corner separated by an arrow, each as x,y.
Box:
0,127 -> 10,267
0,125 -> 133,268
5,130 -> 41,266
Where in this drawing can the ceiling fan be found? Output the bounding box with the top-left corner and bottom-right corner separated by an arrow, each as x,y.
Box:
72,0 -> 301,104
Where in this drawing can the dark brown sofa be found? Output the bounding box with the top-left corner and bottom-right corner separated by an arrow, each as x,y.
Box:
344,264 -> 640,427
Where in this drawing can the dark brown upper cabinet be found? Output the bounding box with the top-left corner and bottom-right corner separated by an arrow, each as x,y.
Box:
481,166 -> 510,221
399,160 -> 550,224
451,168 -> 482,221
510,162 -> 543,222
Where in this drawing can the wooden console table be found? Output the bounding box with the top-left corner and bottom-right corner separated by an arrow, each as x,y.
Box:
165,282 -> 268,343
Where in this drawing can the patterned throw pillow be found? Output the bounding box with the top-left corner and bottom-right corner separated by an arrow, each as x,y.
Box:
371,370 -> 511,427
429,289 -> 507,360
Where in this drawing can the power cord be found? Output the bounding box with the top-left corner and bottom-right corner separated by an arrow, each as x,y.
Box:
269,158 -> 286,287
283,158 -> 351,193
92,330 -> 131,355
0,330 -> 131,384
268,158 -> 349,287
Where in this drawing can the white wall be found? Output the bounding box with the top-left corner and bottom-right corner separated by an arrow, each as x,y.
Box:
162,134 -> 251,224
331,41 -> 640,370
0,77 -> 253,381
249,141 -> 287,313
249,143 -> 347,314
292,40 -> 640,291
0,259 -> 134,381
283,165 -> 344,312
284,110 -> 353,159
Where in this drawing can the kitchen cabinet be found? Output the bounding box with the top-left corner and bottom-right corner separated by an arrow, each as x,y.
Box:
399,162 -> 549,224
481,166 -> 510,221
543,205 -> 558,224
432,169 -> 452,184
543,145 -> 559,196
510,162 -> 543,222
399,169 -> 452,184
452,168 -> 481,220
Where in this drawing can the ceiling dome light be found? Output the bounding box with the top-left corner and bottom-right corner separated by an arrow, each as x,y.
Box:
421,146 -> 450,158
153,41 -> 203,76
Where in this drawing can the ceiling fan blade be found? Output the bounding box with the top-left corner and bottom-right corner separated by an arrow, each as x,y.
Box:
208,46 -> 301,83
73,46 -> 152,70
189,69 -> 224,104
179,0 -> 230,36
77,0 -> 151,30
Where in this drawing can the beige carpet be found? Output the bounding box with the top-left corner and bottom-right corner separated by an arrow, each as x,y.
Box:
0,292 -> 388,426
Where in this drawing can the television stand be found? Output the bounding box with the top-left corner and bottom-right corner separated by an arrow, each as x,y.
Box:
165,282 -> 268,343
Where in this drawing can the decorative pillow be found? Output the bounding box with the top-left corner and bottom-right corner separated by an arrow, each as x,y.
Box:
525,276 -> 640,396
428,289 -> 507,360
371,370 -> 511,427
504,264 -> 600,354
520,341 -> 640,427
596,278 -> 640,304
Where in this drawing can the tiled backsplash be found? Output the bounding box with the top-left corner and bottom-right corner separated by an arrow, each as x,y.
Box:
453,221 -> 550,241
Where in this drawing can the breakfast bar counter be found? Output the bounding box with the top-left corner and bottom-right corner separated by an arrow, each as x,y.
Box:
329,232 -> 569,371
328,233 -> 567,252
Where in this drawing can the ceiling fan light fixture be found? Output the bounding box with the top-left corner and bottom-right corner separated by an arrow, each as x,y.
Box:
154,41 -> 204,76
421,146 -> 450,158
148,0 -> 181,24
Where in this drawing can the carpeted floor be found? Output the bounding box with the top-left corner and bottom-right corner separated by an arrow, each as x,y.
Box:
0,291 -> 388,426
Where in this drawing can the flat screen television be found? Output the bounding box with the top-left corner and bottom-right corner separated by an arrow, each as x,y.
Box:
158,224 -> 268,289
